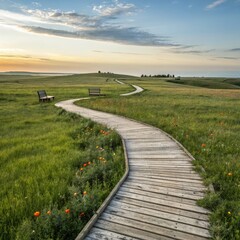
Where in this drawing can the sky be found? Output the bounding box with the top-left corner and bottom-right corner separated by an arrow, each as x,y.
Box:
0,0 -> 240,77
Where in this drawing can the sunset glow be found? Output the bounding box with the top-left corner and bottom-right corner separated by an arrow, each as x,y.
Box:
0,0 -> 240,76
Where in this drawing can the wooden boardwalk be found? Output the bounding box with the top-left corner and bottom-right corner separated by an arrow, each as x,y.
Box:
55,98 -> 211,240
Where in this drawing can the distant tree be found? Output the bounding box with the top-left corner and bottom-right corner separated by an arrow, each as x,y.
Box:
98,70 -> 101,74
141,74 -> 144,78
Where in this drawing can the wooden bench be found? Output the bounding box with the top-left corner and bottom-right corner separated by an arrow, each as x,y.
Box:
37,90 -> 54,102
88,88 -> 105,96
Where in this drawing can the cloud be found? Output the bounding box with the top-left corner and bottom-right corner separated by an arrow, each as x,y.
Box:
0,3 -> 181,47
216,56 -> 239,60
22,25 -> 179,47
93,50 -> 150,56
0,54 -> 50,61
172,46 -> 214,54
206,0 -> 226,10
229,48 -> 240,51
93,1 -> 136,17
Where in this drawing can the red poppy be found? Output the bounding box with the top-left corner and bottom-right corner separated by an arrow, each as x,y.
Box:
34,211 -> 40,217
65,209 -> 70,214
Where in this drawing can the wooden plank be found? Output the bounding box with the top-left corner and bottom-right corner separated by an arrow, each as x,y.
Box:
84,237 -> 95,240
129,167 -> 198,174
128,154 -> 189,158
127,177 -> 207,192
122,182 -> 204,200
129,170 -> 202,179
129,173 -> 203,183
128,158 -> 191,162
95,220 -> 173,240
125,179 -> 205,196
88,227 -> 138,240
109,200 -> 209,229
99,213 -> 210,240
126,141 -> 178,146
105,206 -> 210,237
128,176 -> 205,188
119,186 -> 197,206
128,162 -> 193,167
128,149 -> 184,153
113,195 -> 209,221
116,191 -> 210,214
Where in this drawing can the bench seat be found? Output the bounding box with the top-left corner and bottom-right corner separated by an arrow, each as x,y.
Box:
88,88 -> 105,96
37,90 -> 54,102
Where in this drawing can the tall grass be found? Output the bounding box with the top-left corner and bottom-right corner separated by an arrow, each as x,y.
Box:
0,74 -> 128,239
78,77 -> 240,239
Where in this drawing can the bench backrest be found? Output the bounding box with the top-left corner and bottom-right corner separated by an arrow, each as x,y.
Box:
37,90 -> 47,99
88,88 -> 100,94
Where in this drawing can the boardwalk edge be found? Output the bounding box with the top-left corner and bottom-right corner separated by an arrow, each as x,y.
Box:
75,138 -> 130,240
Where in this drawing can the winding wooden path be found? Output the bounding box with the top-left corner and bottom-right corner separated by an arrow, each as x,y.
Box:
55,85 -> 211,240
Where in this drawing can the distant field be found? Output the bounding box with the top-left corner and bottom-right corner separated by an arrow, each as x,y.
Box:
0,73 -> 130,239
167,77 -> 240,89
78,76 -> 240,239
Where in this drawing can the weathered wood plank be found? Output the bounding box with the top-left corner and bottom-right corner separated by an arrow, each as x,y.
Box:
128,170 -> 202,179
122,182 -> 204,200
128,176 -> 205,188
119,186 -> 198,205
113,195 -> 209,221
127,177 -> 207,192
99,213 -> 210,240
116,191 -> 210,214
125,179 -> 205,196
129,173 -> 203,183
108,200 -> 209,229
88,227 -> 138,240
104,206 -> 211,237
95,220 -> 173,240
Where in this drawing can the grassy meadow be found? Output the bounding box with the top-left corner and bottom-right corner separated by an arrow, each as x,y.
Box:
0,73 -> 130,239
1,73 -> 240,239
78,76 -> 240,239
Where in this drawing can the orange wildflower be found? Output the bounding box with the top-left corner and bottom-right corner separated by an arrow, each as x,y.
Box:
83,191 -> 87,196
201,143 -> 206,148
80,168 -> 83,171
83,163 -> 87,167
34,211 -> 40,217
88,161 -> 91,165
47,210 -> 51,215
65,209 -> 70,214
79,212 -> 85,217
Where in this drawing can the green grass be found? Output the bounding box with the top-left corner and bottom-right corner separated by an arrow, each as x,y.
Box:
167,77 -> 240,89
78,77 -> 240,239
0,73 -> 130,239
1,74 -> 240,239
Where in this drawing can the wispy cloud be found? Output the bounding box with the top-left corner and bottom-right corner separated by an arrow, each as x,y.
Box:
0,54 -> 50,61
172,46 -> 214,54
22,25 -> 177,47
229,48 -> 240,51
0,2 -> 180,47
206,0 -> 226,10
218,56 -> 239,60
93,1 -> 136,17
93,50 -> 149,56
